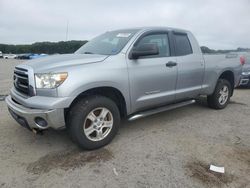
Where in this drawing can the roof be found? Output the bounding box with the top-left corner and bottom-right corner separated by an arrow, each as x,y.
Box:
114,26 -> 189,33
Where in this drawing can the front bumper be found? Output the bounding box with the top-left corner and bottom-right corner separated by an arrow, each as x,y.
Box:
5,95 -> 65,130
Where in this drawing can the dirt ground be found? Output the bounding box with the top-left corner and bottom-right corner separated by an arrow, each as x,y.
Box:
0,59 -> 249,188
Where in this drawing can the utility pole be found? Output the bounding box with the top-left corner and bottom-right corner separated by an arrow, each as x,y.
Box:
65,21 -> 69,41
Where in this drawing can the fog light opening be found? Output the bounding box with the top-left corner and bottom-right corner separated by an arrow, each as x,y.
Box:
34,117 -> 48,128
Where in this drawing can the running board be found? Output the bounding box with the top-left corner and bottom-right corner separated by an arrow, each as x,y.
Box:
128,100 -> 196,121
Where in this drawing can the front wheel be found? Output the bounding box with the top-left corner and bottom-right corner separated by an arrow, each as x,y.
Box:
67,95 -> 120,150
207,79 -> 232,109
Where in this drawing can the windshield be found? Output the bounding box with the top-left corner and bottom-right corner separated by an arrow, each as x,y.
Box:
75,29 -> 139,55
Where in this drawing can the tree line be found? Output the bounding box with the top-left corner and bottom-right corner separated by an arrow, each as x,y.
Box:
0,40 -> 249,54
200,46 -> 250,54
0,40 -> 87,54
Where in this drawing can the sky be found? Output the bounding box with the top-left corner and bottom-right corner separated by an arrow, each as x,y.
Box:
0,0 -> 249,49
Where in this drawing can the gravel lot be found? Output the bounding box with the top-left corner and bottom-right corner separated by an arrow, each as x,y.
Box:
0,59 -> 249,188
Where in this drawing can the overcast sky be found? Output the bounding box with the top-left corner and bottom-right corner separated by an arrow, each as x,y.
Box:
0,0 -> 249,49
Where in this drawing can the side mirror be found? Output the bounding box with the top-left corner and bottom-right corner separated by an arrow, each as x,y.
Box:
130,43 -> 159,59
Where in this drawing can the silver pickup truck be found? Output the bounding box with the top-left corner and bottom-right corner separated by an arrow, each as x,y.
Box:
6,27 -> 243,150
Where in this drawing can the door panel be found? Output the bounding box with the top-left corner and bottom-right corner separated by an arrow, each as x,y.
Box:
175,54 -> 204,100
127,57 -> 177,112
127,32 -> 178,113
173,33 -> 205,100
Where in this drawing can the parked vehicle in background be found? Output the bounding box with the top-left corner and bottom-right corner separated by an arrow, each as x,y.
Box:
15,54 -> 24,59
5,27 -> 243,150
15,53 -> 48,59
15,53 -> 33,59
29,53 -> 48,59
0,51 -> 3,58
3,54 -> 17,59
239,53 -> 250,87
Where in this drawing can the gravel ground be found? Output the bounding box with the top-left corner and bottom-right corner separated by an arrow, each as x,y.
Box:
0,59 -> 249,188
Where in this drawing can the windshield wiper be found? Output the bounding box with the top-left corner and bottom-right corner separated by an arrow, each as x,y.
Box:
83,51 -> 94,54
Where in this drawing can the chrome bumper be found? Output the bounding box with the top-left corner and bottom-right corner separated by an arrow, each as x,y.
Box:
5,95 -> 65,130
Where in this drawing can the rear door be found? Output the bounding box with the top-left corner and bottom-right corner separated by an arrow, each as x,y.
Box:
173,32 -> 205,100
126,31 -> 177,112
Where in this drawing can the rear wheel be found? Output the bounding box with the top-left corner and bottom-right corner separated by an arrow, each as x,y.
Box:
67,95 -> 120,150
207,79 -> 232,109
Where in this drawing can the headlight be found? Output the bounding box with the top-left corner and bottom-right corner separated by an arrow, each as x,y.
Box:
242,72 -> 250,76
35,72 -> 68,89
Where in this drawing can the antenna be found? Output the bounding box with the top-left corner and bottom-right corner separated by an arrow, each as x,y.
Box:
65,21 -> 69,41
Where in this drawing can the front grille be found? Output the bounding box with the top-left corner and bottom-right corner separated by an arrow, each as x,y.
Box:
14,67 -> 29,95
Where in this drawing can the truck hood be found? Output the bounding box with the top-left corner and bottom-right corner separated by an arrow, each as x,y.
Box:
23,54 -> 108,72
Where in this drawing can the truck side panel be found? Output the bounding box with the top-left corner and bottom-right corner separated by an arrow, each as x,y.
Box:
201,54 -> 242,95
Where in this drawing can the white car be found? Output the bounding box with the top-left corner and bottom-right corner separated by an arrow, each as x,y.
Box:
3,54 -> 17,59
0,51 -> 3,58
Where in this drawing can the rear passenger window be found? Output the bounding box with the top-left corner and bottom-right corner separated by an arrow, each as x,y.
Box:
174,34 -> 193,56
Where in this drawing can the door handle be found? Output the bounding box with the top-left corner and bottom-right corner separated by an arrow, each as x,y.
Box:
166,61 -> 177,67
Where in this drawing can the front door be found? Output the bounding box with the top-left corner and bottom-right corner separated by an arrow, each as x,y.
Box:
126,32 -> 177,112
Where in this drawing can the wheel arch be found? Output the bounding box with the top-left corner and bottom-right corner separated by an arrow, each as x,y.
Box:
218,70 -> 235,96
65,86 -> 128,121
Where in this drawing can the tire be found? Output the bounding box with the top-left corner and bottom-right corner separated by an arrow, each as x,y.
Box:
67,95 -> 120,150
207,79 -> 232,109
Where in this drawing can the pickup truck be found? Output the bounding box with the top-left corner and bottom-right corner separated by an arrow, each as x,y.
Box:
6,27 -> 243,150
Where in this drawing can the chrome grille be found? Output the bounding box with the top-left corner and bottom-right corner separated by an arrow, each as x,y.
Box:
14,67 -> 29,95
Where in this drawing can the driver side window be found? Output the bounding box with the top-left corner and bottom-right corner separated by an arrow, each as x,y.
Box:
135,33 -> 170,58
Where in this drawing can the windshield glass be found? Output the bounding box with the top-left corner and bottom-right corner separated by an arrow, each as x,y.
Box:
75,29 -> 139,55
